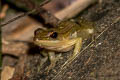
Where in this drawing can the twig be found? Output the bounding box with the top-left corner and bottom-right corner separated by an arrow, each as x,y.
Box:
0,9 -> 36,27
0,0 -> 51,27
55,0 -> 96,20
23,0 -> 59,26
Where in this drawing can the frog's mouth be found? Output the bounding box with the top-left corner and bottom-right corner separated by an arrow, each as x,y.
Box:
34,39 -> 60,46
34,39 -> 76,51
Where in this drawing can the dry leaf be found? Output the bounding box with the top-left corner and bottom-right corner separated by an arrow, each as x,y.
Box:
1,66 -> 15,80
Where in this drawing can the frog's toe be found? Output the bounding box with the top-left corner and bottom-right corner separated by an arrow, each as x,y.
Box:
56,53 -> 63,60
47,60 -> 56,73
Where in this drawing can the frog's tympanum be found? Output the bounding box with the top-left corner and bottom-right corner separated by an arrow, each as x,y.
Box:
34,19 -> 94,72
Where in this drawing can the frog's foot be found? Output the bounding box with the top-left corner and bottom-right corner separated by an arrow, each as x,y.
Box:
47,52 -> 62,73
56,53 -> 63,60
38,50 -> 48,72
40,57 -> 48,68
38,57 -> 48,72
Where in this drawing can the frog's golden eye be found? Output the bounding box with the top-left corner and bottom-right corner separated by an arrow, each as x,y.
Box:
49,32 -> 58,38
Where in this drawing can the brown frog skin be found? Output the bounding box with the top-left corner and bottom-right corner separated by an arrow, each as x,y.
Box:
34,19 -> 94,72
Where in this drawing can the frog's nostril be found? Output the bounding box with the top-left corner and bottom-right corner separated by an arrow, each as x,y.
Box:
33,37 -> 39,41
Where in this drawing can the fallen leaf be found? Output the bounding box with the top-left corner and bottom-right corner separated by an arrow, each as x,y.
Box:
1,66 -> 15,80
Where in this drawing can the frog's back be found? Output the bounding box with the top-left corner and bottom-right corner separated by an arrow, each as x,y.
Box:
54,20 -> 79,39
55,19 -> 94,40
75,19 -> 94,39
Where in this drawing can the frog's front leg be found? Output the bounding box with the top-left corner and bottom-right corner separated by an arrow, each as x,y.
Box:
47,51 -> 62,73
38,50 -> 48,72
61,38 -> 82,69
47,51 -> 56,72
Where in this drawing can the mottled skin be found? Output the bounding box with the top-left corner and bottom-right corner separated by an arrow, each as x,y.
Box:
34,19 -> 94,72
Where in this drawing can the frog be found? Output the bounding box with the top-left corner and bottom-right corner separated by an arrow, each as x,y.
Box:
34,18 -> 94,72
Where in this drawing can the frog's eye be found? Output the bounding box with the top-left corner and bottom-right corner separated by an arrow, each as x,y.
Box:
49,32 -> 58,38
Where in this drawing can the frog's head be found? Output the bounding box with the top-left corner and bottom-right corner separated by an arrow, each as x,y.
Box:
34,21 -> 75,41
33,27 -> 67,49
34,28 -> 59,41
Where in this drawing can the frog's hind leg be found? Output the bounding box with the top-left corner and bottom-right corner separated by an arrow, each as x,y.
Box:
61,38 -> 82,69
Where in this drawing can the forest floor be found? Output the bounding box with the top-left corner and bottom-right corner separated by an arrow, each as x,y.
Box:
1,0 -> 120,80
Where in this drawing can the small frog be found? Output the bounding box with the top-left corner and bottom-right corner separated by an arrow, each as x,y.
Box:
34,18 -> 94,72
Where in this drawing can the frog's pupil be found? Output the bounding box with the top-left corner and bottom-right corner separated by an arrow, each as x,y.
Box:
50,32 -> 58,38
